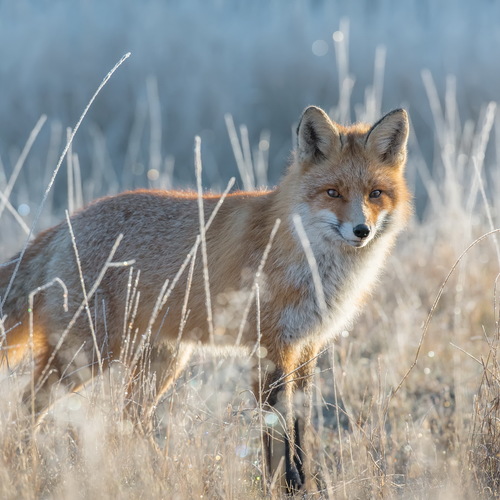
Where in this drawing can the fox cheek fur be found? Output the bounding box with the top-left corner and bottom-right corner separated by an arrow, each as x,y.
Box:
0,105 -> 411,493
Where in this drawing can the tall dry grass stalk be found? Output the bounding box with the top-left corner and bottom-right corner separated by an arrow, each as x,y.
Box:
1,27 -> 500,500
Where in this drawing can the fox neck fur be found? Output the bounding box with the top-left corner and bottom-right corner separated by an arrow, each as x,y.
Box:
205,178 -> 408,350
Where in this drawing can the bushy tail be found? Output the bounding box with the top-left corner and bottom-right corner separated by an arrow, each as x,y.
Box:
0,228 -> 55,367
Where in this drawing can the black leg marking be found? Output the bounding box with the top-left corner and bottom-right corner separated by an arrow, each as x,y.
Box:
284,418 -> 304,493
294,418 -> 306,485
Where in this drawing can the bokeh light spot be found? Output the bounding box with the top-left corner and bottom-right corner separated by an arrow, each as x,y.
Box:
333,31 -> 344,43
265,413 -> 279,426
18,203 -> 30,216
312,39 -> 328,57
147,168 -> 160,181
259,138 -> 270,151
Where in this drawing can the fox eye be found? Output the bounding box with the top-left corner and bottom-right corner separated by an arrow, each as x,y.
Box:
327,189 -> 341,198
369,190 -> 382,198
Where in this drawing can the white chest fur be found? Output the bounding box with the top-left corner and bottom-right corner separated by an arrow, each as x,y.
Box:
278,236 -> 391,344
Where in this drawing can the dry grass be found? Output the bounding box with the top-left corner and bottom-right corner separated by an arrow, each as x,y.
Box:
2,50 -> 500,500
1,212 -> 499,500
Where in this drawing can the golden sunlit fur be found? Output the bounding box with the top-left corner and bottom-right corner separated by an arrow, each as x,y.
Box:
0,106 -> 411,492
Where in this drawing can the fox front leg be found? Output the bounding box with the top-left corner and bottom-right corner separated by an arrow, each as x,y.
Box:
282,345 -> 320,493
293,344 -> 321,490
283,372 -> 304,492
257,344 -> 304,493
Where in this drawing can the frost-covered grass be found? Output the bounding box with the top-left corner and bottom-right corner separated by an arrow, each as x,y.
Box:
2,0 -> 500,206
2,6 -> 500,499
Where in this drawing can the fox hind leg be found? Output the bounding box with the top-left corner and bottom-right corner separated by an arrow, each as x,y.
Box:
127,342 -> 194,422
27,333 -> 100,417
150,343 -> 194,409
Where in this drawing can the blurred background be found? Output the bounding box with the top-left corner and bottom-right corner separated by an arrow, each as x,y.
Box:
3,4 -> 500,496
1,0 -> 500,229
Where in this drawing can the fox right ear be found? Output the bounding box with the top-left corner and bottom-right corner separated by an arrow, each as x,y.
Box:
365,109 -> 409,166
297,106 -> 341,163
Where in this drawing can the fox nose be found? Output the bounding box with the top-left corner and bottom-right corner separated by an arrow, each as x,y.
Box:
353,224 -> 370,239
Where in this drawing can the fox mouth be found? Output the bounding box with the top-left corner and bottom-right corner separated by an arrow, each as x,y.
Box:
344,238 -> 369,248
331,224 -> 371,248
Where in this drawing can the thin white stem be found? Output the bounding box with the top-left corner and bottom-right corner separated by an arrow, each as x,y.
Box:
195,136 -> 214,343
1,52 -> 131,310
292,214 -> 327,315
65,211 -> 104,381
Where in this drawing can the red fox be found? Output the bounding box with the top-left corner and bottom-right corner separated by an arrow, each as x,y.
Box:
0,106 -> 410,491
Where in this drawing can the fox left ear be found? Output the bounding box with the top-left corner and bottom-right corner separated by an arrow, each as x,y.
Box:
365,109 -> 409,166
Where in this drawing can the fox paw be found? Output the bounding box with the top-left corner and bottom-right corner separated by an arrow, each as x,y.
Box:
285,463 -> 303,494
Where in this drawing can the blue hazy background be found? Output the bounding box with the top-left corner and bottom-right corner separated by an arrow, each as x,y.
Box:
1,0 -> 499,215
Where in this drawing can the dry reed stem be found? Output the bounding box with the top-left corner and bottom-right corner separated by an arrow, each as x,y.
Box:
292,213 -> 327,316
237,217 -> 281,349
28,278 -> 69,422
36,234 -> 133,394
1,52 -> 131,311
0,115 -> 47,221
65,211 -> 105,382
391,228 -> 500,400
195,135 -> 215,343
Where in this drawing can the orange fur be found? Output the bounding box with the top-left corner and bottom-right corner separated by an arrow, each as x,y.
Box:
0,106 -> 411,492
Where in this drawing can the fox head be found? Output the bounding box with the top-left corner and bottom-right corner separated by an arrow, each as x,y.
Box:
289,106 -> 411,249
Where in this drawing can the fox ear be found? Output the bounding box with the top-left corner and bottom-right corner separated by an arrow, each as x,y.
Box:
297,106 -> 341,163
365,109 -> 409,166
